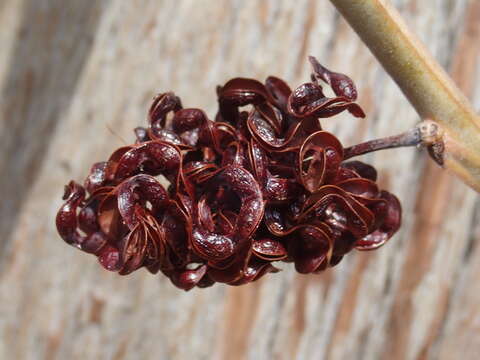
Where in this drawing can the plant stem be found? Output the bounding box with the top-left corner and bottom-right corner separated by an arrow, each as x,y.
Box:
329,0 -> 480,192
344,127 -> 421,160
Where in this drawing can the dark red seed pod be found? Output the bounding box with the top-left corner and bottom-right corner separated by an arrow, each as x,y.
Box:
56,56 -> 402,290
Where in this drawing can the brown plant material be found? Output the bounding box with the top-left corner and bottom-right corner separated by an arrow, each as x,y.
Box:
56,57 -> 401,290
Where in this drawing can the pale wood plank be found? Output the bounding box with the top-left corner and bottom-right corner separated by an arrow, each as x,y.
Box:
0,1 -> 478,359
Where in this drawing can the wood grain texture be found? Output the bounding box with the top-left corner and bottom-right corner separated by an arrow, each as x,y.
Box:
0,1 -> 478,359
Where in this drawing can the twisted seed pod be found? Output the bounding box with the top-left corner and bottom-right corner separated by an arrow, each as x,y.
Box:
56,56 -> 401,290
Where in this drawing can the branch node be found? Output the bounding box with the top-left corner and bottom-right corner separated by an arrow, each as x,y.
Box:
417,120 -> 445,166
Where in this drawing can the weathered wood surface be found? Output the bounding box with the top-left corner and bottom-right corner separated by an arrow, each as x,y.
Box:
0,1 -> 479,359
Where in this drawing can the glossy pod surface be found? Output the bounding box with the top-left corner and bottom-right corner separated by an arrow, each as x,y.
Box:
56,57 -> 401,290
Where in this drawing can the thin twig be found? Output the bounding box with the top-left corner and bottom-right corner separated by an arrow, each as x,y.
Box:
344,127 -> 421,160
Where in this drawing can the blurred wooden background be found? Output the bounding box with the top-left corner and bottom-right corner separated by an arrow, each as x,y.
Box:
0,1 -> 479,359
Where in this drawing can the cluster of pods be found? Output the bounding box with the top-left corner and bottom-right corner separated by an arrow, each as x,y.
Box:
56,57 -> 401,290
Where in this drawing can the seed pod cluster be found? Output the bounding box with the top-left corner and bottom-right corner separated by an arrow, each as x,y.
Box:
56,57 -> 401,290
